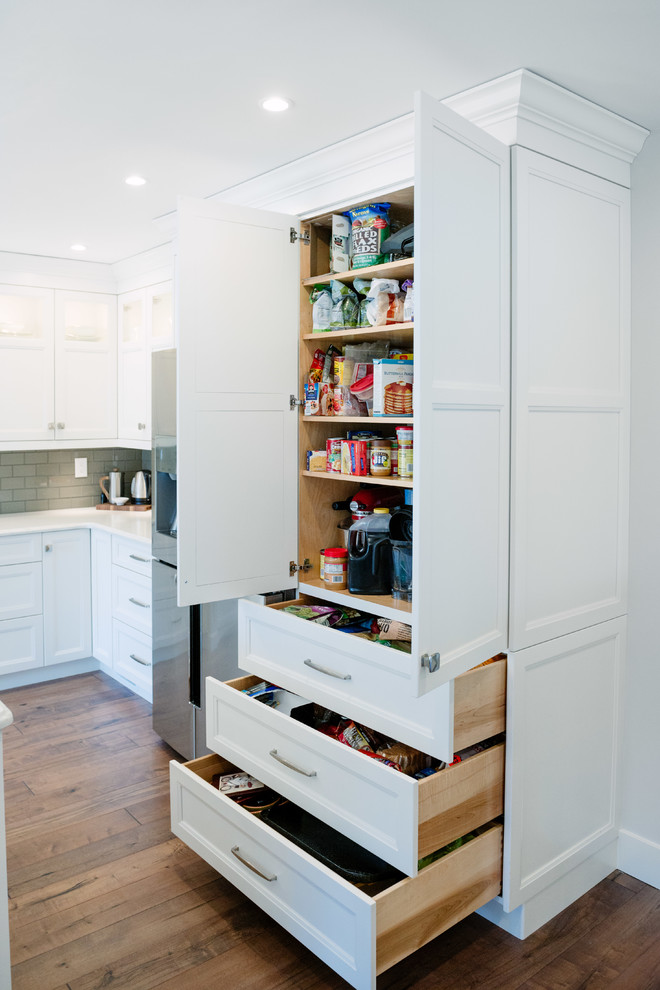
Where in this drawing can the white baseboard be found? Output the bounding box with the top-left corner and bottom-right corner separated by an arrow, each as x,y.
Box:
618,829 -> 660,890
0,657 -> 99,691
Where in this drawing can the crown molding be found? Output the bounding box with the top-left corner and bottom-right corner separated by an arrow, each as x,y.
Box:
111,242 -> 174,294
443,69 -> 649,187
0,251 -> 116,293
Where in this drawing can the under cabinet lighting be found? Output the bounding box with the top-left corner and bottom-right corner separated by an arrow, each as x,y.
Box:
125,175 -> 147,186
70,244 -> 86,251
259,96 -> 293,112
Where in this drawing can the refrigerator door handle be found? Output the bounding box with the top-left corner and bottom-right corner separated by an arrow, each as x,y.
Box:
189,604 -> 201,708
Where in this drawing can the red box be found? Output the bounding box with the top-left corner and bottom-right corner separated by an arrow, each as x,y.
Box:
341,440 -> 368,476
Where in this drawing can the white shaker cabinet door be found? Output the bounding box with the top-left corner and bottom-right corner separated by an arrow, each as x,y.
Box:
54,291 -> 117,441
42,529 -> 92,665
413,92 -> 510,694
176,196 -> 299,607
0,285 -> 55,443
502,617 -> 625,912
509,149 -> 630,651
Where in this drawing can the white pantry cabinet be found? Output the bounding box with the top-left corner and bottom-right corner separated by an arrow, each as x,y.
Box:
42,529 -> 91,666
0,286 -> 116,444
118,282 -> 173,444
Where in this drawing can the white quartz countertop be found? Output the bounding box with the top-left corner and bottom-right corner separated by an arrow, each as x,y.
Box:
0,507 -> 152,546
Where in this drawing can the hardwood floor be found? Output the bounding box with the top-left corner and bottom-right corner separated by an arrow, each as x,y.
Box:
2,671 -> 660,990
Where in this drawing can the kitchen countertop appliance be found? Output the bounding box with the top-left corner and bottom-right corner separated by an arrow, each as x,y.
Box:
131,470 -> 151,505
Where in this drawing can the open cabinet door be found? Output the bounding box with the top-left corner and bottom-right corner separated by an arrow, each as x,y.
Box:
413,92 -> 510,694
177,197 -> 299,607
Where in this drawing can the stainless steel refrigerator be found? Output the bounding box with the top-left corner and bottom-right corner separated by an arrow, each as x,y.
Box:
151,348 -> 240,760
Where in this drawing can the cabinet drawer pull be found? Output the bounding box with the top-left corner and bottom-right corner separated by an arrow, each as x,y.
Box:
269,748 -> 317,777
129,654 -> 150,667
57,422 -> 65,430
129,597 -> 150,608
129,553 -> 150,563
304,658 -> 351,681
231,846 -> 277,882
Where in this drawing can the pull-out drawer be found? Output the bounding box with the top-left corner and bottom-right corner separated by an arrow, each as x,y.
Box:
0,561 -> 42,620
113,620 -> 152,699
207,672 -> 505,876
112,536 -> 152,577
0,533 -> 42,567
0,614 -> 43,675
171,753 -> 503,990
112,567 -> 152,634
239,597 -> 459,760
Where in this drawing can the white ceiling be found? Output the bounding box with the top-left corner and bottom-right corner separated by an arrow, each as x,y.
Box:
2,0 -> 658,265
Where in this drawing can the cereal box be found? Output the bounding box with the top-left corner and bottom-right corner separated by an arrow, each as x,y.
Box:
372,359 -> 413,417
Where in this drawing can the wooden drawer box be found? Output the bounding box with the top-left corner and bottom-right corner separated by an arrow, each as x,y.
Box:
238,598 -> 504,760
171,753 -> 503,990
206,672 -> 504,876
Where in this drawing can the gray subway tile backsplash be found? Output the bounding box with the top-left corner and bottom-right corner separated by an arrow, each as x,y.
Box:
0,448 -> 148,514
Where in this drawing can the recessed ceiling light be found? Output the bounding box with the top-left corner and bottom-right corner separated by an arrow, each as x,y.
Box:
260,96 -> 293,112
70,244 -> 86,251
125,175 -> 147,186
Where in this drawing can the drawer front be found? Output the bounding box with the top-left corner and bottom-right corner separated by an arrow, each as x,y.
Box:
113,620 -> 152,697
170,756 -> 374,990
0,533 -> 42,566
112,567 -> 152,633
238,599 -> 454,762
111,536 -> 151,577
0,561 -> 42,620
171,755 -> 503,990
0,614 -> 43,675
207,676 -> 418,874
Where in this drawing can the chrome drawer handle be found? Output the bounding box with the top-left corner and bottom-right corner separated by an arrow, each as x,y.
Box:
129,554 -> 150,563
231,846 -> 276,882
304,658 -> 351,681
129,597 -> 150,608
130,654 -> 150,667
269,749 -> 317,777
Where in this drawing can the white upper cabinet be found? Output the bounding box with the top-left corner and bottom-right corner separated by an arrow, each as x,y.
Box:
0,286 -> 55,443
509,149 -> 630,650
118,282 -> 173,444
0,286 -> 116,445
54,290 -> 117,440
176,197 -> 299,606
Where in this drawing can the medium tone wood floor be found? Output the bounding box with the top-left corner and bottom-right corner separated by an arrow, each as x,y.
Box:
2,671 -> 660,990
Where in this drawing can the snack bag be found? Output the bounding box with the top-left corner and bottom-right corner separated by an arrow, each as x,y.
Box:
329,280 -> 359,328
402,279 -> 414,322
344,203 -> 391,269
308,348 -> 326,384
310,285 -> 332,331
353,278 -> 372,327
366,279 -> 404,326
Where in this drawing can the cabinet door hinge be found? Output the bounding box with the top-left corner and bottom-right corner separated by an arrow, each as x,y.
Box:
421,652 -> 441,673
290,226 -> 311,245
290,394 -> 304,410
290,559 -> 312,577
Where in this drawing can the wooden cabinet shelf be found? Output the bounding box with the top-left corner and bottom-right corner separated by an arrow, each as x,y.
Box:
302,257 -> 414,288
303,322 -> 414,347
302,415 -> 413,424
301,470 -> 411,488
299,578 -> 412,619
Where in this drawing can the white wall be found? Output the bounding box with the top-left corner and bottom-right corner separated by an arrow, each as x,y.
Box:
620,129 -> 660,888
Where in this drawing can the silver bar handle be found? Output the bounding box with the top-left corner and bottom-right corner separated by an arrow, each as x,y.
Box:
304,658 -> 351,681
129,597 -> 150,608
130,654 -> 150,666
269,748 -> 317,777
231,846 -> 277,882
129,553 -> 150,563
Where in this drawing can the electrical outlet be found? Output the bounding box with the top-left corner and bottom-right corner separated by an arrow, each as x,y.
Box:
74,457 -> 87,478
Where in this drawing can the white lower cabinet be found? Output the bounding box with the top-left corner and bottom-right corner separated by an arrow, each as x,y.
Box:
110,536 -> 152,701
91,529 -> 112,665
42,529 -> 91,665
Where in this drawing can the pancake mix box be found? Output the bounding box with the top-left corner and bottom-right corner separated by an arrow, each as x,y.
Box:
372,359 -> 413,417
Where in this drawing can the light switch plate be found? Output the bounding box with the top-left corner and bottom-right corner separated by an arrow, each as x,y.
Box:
74,457 -> 87,478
